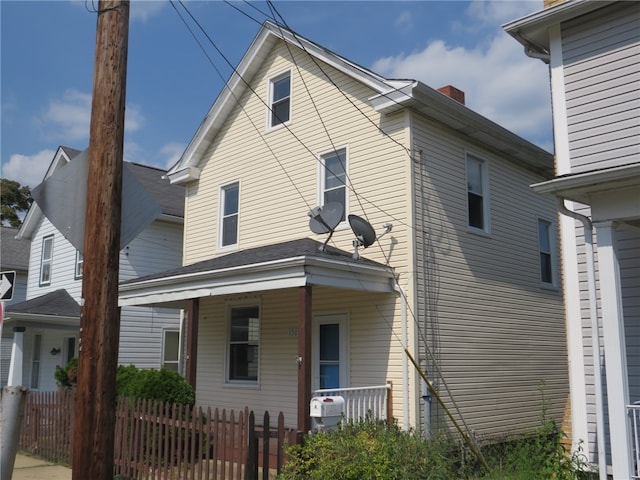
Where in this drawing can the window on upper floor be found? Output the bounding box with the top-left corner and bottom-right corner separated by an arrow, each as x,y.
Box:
220,182 -> 239,248
75,250 -> 83,279
538,218 -> 555,286
40,235 -> 54,285
162,330 -> 180,372
269,71 -> 291,129
320,147 -> 348,222
466,154 -> 490,233
227,305 -> 260,383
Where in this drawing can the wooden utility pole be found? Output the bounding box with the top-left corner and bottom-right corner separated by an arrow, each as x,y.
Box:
72,1 -> 129,479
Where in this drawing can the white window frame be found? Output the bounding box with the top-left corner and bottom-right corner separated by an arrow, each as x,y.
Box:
40,235 -> 54,285
465,153 -> 490,234
219,181 -> 240,250
267,70 -> 291,130
30,334 -> 42,389
313,313 -> 349,391
225,301 -> 261,386
537,218 -> 556,287
162,329 -> 180,372
318,146 -> 349,225
74,250 -> 83,279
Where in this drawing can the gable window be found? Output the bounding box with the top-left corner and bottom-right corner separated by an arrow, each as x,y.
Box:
269,72 -> 291,128
75,250 -> 83,279
40,235 -> 54,285
228,305 -> 260,383
320,148 -> 348,222
466,155 -> 489,232
220,182 -> 239,248
538,219 -> 554,285
162,330 -> 180,371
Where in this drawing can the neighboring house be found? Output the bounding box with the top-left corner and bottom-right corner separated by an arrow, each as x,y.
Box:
0,226 -> 31,385
505,1 -> 640,479
119,21 -> 568,440
1,146 -> 185,391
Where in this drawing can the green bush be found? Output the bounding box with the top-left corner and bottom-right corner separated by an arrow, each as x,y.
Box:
116,364 -> 195,406
279,419 -> 464,479
55,361 -> 194,406
54,358 -> 78,388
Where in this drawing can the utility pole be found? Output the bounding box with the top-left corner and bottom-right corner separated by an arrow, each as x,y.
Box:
72,1 -> 129,479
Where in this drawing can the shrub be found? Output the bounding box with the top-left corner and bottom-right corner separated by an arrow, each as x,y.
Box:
54,358 -> 78,388
116,365 -> 195,406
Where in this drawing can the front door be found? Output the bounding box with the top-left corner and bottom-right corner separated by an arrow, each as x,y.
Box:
313,313 -> 348,390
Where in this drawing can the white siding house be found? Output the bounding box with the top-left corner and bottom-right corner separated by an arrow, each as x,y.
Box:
505,1 -> 640,478
120,21 -> 567,441
2,146 -> 185,390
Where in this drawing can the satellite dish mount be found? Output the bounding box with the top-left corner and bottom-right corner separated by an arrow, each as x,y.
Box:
308,202 -> 344,251
348,214 -> 392,260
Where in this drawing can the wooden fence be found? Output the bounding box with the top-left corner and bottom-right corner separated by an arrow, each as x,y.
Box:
19,390 -> 297,479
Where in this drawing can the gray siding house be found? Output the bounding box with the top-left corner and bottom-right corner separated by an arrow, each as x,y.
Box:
120,20 -> 568,441
505,1 -> 640,478
2,146 -> 186,391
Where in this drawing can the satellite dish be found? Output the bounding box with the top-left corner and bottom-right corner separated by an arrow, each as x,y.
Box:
308,202 -> 345,251
348,214 -> 376,248
309,202 -> 343,234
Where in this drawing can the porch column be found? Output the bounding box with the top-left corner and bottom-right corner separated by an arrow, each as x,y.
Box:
7,327 -> 26,387
595,221 -> 632,479
297,285 -> 312,434
185,299 -> 199,390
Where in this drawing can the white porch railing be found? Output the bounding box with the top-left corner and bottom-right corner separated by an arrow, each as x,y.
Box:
312,383 -> 392,423
629,403 -> 640,479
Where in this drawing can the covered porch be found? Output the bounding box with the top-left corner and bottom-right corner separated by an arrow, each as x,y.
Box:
119,237 -> 400,434
533,163 -> 640,479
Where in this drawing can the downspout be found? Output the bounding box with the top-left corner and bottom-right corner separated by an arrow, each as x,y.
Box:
398,286 -> 409,431
558,199 -> 607,480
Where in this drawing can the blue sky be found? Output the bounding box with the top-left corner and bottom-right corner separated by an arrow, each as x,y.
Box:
1,0 -> 550,188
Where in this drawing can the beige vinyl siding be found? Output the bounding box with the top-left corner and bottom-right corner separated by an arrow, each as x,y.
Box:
195,287 -> 403,427
411,114 -> 567,437
182,39 -> 410,276
562,2 -> 640,173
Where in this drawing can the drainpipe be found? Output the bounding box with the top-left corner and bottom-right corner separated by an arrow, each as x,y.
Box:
400,287 -> 409,431
558,199 -> 607,480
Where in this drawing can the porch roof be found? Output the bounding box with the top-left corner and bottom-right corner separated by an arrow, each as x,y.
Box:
3,289 -> 80,331
119,237 -> 396,308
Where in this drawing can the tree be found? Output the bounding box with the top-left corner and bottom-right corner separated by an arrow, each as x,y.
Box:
1,178 -> 33,227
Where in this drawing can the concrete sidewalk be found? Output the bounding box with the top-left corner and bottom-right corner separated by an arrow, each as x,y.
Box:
11,454 -> 71,480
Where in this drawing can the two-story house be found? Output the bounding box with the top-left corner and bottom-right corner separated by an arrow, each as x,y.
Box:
119,20 -> 568,440
505,1 -> 640,478
1,226 -> 30,386
2,146 -> 185,391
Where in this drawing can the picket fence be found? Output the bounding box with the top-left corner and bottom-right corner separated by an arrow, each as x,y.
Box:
18,390 -> 298,480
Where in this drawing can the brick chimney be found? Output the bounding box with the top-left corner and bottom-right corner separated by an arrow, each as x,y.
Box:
437,85 -> 465,105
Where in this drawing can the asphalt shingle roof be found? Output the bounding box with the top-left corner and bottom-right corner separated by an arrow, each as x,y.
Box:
6,289 -> 80,318
1,226 -> 31,270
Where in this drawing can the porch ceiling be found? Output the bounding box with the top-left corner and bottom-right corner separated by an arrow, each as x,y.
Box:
119,238 -> 396,308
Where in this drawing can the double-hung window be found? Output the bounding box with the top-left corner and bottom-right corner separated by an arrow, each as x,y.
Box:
75,250 -> 83,279
466,155 -> 489,232
40,235 -> 54,285
320,148 -> 347,222
228,305 -> 260,383
220,182 -> 239,248
269,72 -> 291,128
162,330 -> 180,371
538,219 -> 554,285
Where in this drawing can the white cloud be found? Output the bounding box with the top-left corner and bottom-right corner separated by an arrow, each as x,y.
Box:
371,28 -> 551,147
37,89 -> 92,141
2,149 -> 56,187
129,0 -> 166,23
466,0 -> 541,28
159,142 -> 186,170
394,11 -> 413,32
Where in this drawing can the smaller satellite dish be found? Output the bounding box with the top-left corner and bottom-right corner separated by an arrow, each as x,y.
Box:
308,202 -> 344,234
348,214 -> 376,248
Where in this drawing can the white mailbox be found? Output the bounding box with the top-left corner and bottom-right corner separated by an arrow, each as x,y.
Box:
310,396 -> 345,432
